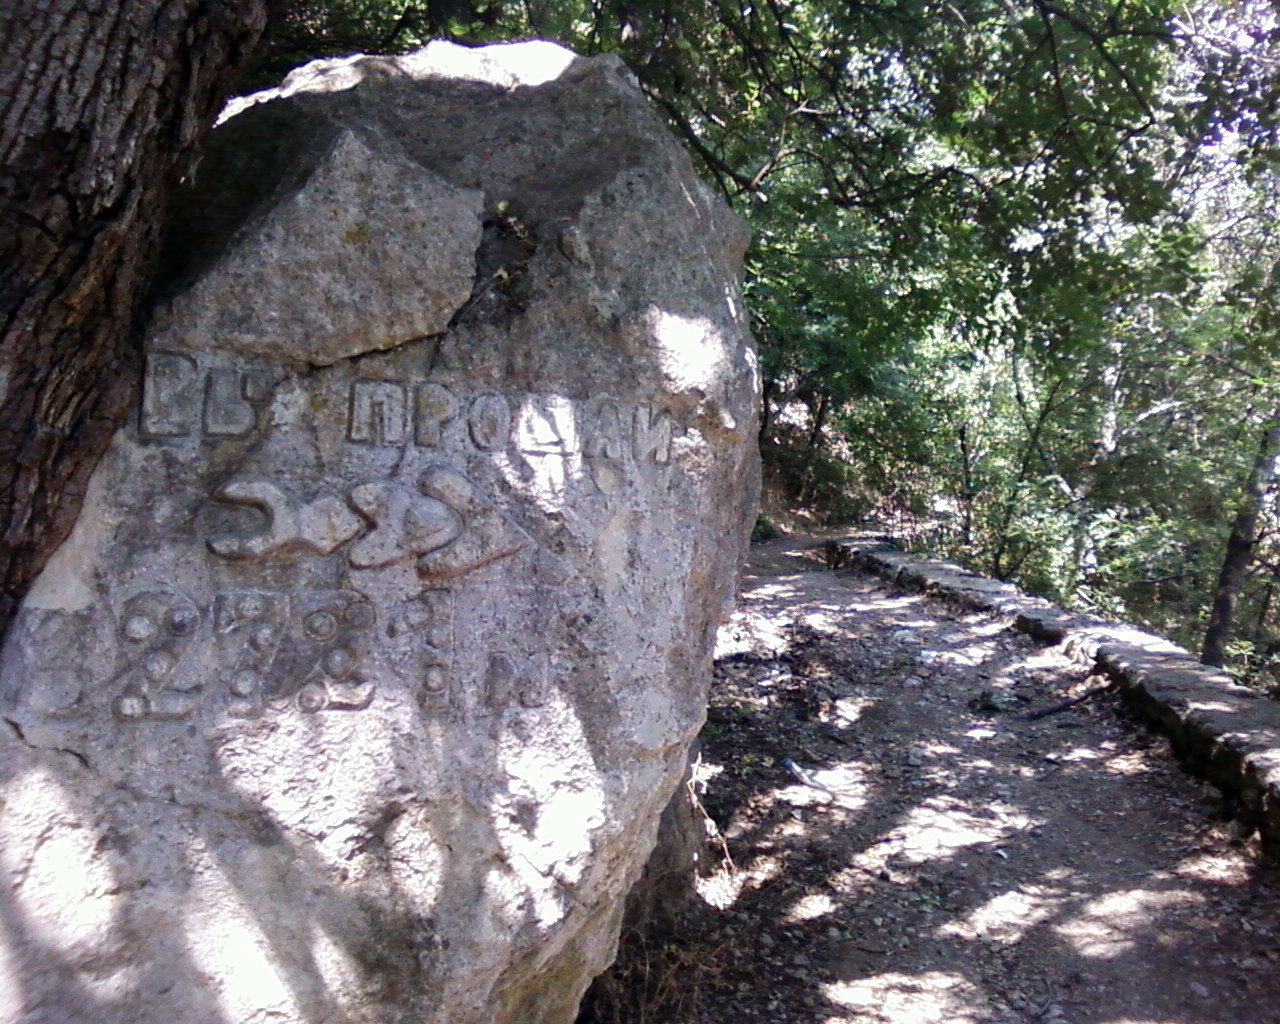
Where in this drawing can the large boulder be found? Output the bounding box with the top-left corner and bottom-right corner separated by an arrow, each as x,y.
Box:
0,42 -> 758,1024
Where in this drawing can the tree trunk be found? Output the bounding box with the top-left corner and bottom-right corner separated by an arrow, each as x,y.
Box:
956,421 -> 974,546
797,391 -> 829,503
759,373 -> 777,445
1200,414 -> 1280,668
1252,571 -> 1276,661
0,1 -> 269,636
990,372 -> 1063,579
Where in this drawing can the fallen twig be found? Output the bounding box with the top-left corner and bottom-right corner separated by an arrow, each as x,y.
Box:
1026,680 -> 1117,720
689,751 -> 734,870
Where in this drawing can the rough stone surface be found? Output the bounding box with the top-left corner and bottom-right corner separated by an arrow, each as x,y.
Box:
0,42 -> 759,1024
151,128 -> 484,366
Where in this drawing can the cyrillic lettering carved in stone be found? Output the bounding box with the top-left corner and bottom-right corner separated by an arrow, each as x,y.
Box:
349,380 -> 409,444
584,400 -> 628,460
515,395 -> 578,456
634,405 -> 674,464
140,351 -> 199,437
468,392 -> 512,451
481,650 -> 549,710
415,382 -> 459,447
203,368 -> 258,435
143,352 -> 273,440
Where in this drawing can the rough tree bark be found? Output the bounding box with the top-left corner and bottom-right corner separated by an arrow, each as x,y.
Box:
1200,413 -> 1280,668
797,391 -> 829,504
0,1 -> 269,637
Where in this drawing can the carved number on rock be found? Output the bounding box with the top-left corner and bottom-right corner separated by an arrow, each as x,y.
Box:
112,590 -> 203,721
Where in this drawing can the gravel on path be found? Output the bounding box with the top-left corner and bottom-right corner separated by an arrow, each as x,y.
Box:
586,535 -> 1280,1024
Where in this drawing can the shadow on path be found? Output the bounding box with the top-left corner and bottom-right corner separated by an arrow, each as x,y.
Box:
586,535 -> 1280,1024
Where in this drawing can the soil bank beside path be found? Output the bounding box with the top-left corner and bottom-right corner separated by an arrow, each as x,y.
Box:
588,534 -> 1280,1024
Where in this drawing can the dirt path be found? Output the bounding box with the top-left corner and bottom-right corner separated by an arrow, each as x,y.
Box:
600,535 -> 1280,1024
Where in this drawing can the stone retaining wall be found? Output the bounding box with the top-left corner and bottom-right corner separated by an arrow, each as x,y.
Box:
826,537 -> 1280,859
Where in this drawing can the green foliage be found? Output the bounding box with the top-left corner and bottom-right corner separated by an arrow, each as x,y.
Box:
256,0 -> 495,82
750,515 -> 781,543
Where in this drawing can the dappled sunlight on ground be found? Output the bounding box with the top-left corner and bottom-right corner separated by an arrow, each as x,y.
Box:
1052,887 -> 1206,960
591,534 -> 1280,1024
936,887 -> 1060,945
822,969 -> 987,1024
890,798 -> 1034,865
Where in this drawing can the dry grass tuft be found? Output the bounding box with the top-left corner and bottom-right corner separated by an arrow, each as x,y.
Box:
576,918 -> 732,1024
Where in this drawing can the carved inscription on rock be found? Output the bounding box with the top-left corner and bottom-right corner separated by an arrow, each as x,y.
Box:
141,351 -> 272,440
415,466 -> 530,580
141,349 -> 679,464
86,584 -> 464,723
347,480 -> 463,570
339,380 -> 676,464
112,591 -> 203,721
284,590 -> 378,714
483,651 -> 550,711
0,45 -> 765,1024
215,589 -> 288,718
415,382 -> 459,447
385,589 -> 454,710
107,350 -> 686,727
468,392 -> 512,452
204,469 -> 530,579
348,380 -> 410,445
209,481 -> 365,559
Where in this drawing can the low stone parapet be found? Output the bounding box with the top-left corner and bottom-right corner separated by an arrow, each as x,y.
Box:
827,537 -> 1280,858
